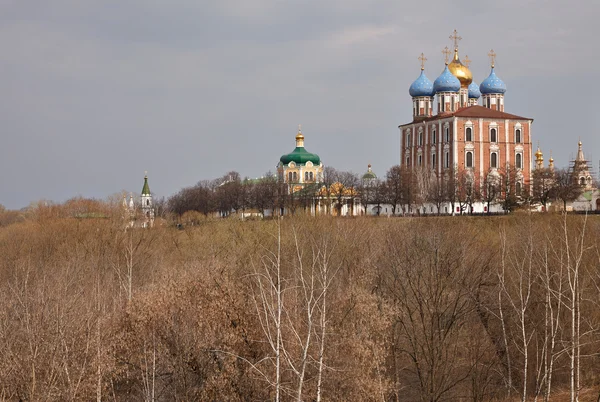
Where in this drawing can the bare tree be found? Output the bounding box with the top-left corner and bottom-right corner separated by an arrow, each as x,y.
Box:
380,221 -> 490,401
426,173 -> 448,215
531,168 -> 555,211
482,169 -> 501,215
385,165 -> 403,215
552,168 -> 583,211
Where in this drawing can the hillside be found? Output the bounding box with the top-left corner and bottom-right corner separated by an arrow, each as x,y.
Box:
1,212 -> 599,401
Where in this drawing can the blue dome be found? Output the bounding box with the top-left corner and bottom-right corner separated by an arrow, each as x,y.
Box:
433,65 -> 461,93
468,81 -> 481,98
409,70 -> 434,97
480,67 -> 506,94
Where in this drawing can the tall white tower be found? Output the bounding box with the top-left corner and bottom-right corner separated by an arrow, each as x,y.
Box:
141,172 -> 154,227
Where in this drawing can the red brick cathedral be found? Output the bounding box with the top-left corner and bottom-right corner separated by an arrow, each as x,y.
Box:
399,31 -> 533,192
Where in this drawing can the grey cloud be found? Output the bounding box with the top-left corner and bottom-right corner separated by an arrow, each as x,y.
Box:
1,0 -> 599,209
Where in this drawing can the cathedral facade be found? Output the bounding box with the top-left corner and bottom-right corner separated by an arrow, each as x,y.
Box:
400,31 -> 533,201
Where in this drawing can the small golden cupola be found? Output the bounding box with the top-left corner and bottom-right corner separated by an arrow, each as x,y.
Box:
535,146 -> 544,169
295,124 -> 304,147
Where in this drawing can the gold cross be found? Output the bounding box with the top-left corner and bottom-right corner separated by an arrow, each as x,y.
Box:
488,49 -> 496,68
418,53 -> 427,70
463,55 -> 471,68
449,29 -> 462,50
442,46 -> 451,64
298,124 -> 302,133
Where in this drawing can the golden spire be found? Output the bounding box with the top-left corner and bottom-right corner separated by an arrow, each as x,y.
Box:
463,55 -> 471,68
549,152 -> 554,170
418,53 -> 427,71
449,29 -> 462,51
488,49 -> 497,68
442,46 -> 451,65
295,124 -> 304,147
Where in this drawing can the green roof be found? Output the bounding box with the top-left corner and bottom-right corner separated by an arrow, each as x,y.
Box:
142,176 -> 150,195
362,171 -> 377,180
280,147 -> 321,166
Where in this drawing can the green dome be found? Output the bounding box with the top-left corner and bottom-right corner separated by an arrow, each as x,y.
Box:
362,171 -> 377,180
362,164 -> 377,180
280,147 -> 321,166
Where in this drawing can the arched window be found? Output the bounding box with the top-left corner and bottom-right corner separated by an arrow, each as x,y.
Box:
444,127 -> 450,142
432,153 -> 436,169
516,181 -> 522,195
580,177 -> 586,185
515,153 -> 522,169
515,129 -> 522,143
146,200 -> 150,206
293,172 -> 297,181
466,127 -> 472,142
305,171 -> 309,181
466,151 -> 473,168
444,151 -> 450,168
418,132 -> 423,146
406,156 -> 410,166
288,172 -> 293,182
406,133 -> 411,147
418,154 -> 422,166
310,172 -> 314,181
491,152 -> 498,168
490,128 -> 497,143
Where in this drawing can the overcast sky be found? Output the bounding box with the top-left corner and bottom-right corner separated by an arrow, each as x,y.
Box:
1,0 -> 599,209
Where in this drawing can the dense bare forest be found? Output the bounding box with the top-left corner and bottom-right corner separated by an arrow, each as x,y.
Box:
1,204 -> 599,401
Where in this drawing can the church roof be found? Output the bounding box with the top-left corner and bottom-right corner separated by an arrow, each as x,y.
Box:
453,106 -> 531,120
409,70 -> 434,97
468,81 -> 481,99
433,65 -> 461,93
141,175 -> 150,195
280,147 -> 321,165
362,164 -> 377,180
399,105 -> 532,127
480,67 -> 507,94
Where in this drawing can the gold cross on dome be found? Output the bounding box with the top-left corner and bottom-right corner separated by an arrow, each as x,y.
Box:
418,53 -> 427,70
488,49 -> 497,68
463,55 -> 471,68
442,46 -> 451,64
449,29 -> 462,50
298,124 -> 302,133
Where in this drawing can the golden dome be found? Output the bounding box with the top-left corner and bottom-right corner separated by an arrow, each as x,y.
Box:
447,49 -> 472,88
535,147 -> 543,160
296,124 -> 304,141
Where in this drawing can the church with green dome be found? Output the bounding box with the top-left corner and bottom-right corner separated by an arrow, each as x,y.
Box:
277,126 -> 324,193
